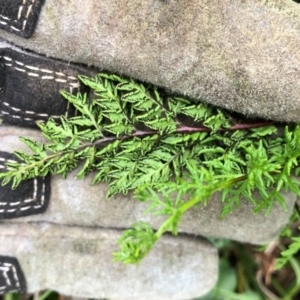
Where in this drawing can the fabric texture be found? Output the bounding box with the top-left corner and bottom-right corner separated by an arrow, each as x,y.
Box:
0,40 -> 92,128
0,223 -> 218,300
0,0 -> 44,38
0,255 -> 26,294
0,151 -> 51,219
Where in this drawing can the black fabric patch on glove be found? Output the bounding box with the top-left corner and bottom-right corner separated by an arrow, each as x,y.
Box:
0,256 -> 26,294
0,0 -> 44,38
0,46 -> 89,128
0,151 -> 51,219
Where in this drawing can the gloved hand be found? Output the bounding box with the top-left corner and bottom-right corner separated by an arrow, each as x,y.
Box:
0,1 -> 299,299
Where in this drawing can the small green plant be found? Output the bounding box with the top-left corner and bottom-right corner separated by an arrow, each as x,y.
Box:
1,73 -> 300,264
276,207 -> 300,271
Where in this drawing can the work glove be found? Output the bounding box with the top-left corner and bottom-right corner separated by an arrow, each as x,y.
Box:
0,1 -> 299,299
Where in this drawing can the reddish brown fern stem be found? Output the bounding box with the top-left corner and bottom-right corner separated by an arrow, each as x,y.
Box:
1,120 -> 276,181
177,121 -> 275,133
132,121 -> 275,137
62,121 -> 276,151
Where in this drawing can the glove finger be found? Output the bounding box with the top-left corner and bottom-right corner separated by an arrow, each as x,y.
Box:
0,126 -> 296,244
0,223 -> 218,299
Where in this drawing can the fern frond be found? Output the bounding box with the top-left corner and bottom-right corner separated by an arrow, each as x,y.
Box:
1,73 -> 300,264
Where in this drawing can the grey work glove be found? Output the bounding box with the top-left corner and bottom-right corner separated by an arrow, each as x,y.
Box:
0,0 -> 299,299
